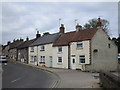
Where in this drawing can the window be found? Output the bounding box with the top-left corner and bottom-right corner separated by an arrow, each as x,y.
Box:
40,56 -> 45,64
58,46 -> 62,52
108,44 -> 111,48
30,56 -> 34,63
40,46 -> 45,51
58,57 -> 62,63
30,47 -> 34,52
79,55 -> 85,64
77,41 -> 83,49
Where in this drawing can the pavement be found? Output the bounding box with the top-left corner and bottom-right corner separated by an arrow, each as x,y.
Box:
12,60 -> 100,88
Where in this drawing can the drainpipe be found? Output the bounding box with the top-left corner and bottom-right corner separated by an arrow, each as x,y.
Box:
37,45 -> 39,66
68,44 -> 70,69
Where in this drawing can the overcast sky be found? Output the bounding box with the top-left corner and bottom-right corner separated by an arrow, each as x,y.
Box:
1,2 -> 119,45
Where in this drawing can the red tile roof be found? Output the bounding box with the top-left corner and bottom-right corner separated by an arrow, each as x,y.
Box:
53,28 -> 98,46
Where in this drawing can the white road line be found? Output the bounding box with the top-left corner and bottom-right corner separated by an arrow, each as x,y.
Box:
10,76 -> 24,83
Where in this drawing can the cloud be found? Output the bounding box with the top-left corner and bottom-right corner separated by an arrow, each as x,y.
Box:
1,2 -> 118,44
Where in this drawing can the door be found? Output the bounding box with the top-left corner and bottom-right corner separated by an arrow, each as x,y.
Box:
49,56 -> 52,67
71,55 -> 76,70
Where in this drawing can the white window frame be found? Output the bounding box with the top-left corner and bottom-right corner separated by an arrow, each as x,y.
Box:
30,56 -> 34,63
58,57 -> 62,63
77,41 -> 83,49
58,46 -> 62,52
40,45 -> 45,51
40,56 -> 45,64
30,47 -> 34,52
79,55 -> 85,64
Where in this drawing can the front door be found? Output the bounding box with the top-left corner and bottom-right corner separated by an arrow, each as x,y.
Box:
49,56 -> 52,67
71,55 -> 76,70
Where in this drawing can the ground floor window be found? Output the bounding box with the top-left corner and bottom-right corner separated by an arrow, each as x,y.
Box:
30,56 -> 34,63
58,57 -> 62,63
40,56 -> 45,64
79,55 -> 85,64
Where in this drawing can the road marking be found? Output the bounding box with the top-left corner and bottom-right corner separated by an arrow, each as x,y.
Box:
10,76 -> 24,83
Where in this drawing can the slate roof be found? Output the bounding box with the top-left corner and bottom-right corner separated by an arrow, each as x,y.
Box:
30,33 -> 60,46
9,40 -> 24,50
17,38 -> 37,49
53,28 -> 98,46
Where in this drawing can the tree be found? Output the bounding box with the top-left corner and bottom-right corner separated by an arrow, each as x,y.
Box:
43,32 -> 50,36
83,18 -> 109,34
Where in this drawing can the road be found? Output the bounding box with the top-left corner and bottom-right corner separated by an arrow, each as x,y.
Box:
2,60 -> 56,88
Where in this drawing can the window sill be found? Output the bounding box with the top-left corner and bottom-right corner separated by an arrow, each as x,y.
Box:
57,62 -> 62,65
79,63 -> 85,65
76,48 -> 83,50
57,52 -> 62,54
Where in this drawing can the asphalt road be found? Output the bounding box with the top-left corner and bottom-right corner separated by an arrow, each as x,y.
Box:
2,60 -> 56,88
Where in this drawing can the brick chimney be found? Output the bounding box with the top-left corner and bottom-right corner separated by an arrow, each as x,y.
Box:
76,24 -> 82,32
59,24 -> 65,33
36,31 -> 41,38
7,41 -> 10,45
97,17 -> 102,28
26,37 -> 29,41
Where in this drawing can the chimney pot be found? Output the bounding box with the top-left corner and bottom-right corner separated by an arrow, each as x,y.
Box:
36,31 -> 41,38
26,37 -> 29,41
97,17 -> 102,28
59,24 -> 65,33
76,24 -> 82,31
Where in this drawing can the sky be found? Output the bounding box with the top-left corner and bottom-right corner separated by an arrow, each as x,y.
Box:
1,1 -> 119,45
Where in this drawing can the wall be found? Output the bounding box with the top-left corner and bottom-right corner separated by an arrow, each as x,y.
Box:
28,46 -> 38,65
9,48 -> 17,60
53,46 -> 68,69
37,44 -> 53,67
99,71 -> 120,88
86,29 -> 118,71
70,40 -> 90,70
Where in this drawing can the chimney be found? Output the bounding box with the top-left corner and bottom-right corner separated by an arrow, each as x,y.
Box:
26,37 -> 29,41
13,39 -> 15,42
59,24 -> 65,33
36,31 -> 41,38
97,17 -> 102,28
76,24 -> 82,32
7,41 -> 10,45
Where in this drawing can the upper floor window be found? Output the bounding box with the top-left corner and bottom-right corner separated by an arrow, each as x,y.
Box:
30,47 -> 34,52
40,45 -> 45,51
77,41 -> 83,49
58,57 -> 62,63
79,55 -> 85,64
58,46 -> 62,52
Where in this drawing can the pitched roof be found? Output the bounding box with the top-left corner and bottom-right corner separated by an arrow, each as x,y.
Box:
30,33 -> 60,46
9,40 -> 24,50
53,28 -> 98,46
17,38 -> 37,49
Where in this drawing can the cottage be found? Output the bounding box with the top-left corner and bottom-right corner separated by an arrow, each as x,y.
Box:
17,37 -> 37,64
28,31 -> 60,67
9,39 -> 24,60
53,18 -> 118,72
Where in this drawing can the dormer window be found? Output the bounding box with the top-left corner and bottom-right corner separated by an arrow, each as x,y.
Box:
77,41 -> 83,49
40,45 -> 45,51
30,47 -> 34,52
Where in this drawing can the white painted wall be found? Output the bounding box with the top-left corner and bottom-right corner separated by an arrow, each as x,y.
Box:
37,44 -> 53,67
70,40 -> 90,70
53,46 -> 68,69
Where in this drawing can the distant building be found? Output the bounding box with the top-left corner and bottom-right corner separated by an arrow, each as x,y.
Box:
9,39 -> 24,60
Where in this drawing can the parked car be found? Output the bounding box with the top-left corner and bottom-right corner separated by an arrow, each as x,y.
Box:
0,56 -> 7,65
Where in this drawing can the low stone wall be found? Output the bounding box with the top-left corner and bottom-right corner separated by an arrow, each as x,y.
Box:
99,71 -> 120,88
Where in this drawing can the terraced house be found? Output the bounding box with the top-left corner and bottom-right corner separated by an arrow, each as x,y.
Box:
27,18 -> 117,72
28,31 -> 61,67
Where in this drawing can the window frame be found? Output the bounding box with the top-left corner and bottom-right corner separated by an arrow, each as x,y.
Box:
77,41 -> 83,49
40,56 -> 45,64
79,55 -> 85,64
30,47 -> 34,52
58,46 -> 62,52
40,45 -> 45,51
58,57 -> 62,63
